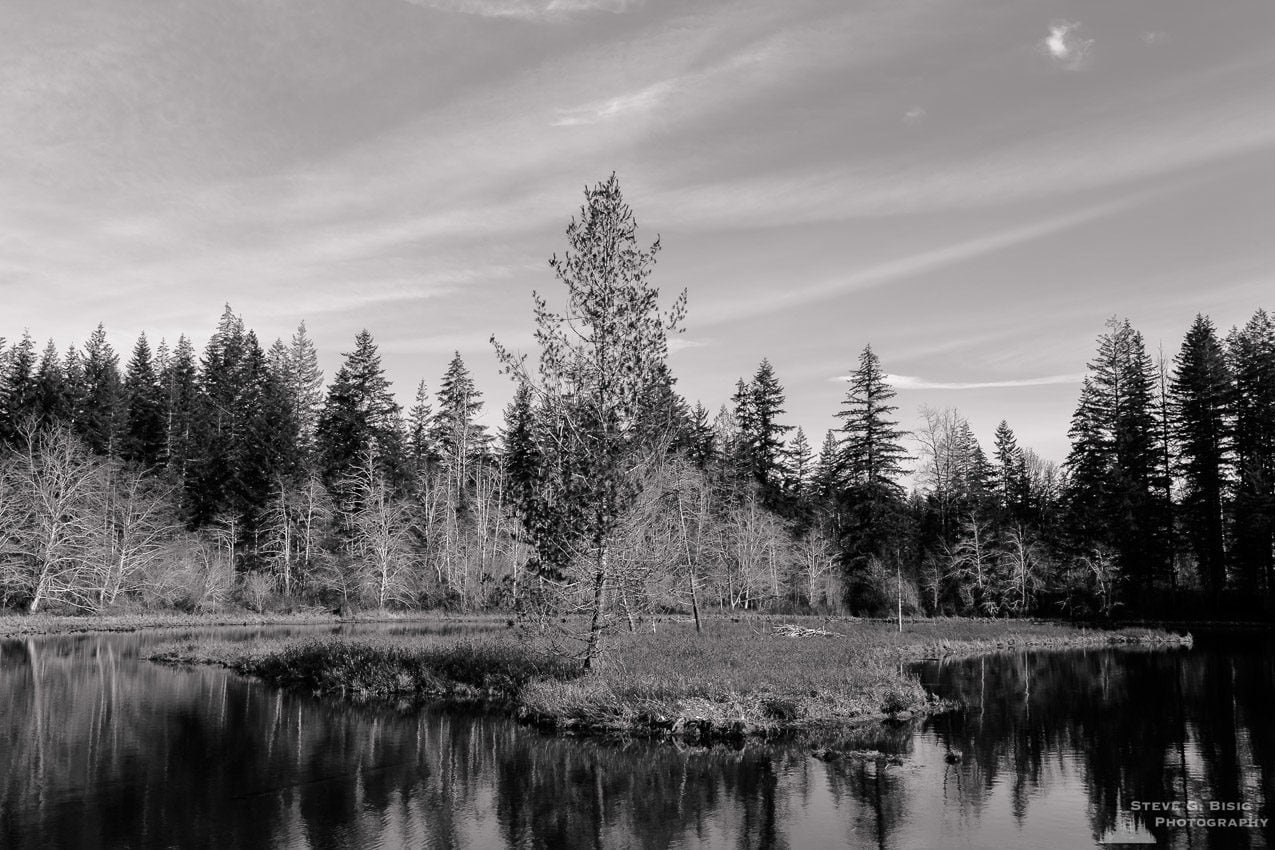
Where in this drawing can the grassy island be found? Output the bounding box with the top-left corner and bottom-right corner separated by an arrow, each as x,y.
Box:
149,617 -> 1192,742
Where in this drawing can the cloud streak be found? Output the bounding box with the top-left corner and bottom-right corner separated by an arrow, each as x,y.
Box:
407,0 -> 637,19
881,373 -> 1085,390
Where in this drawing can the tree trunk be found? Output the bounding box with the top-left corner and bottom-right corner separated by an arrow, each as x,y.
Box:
690,568 -> 702,634
583,545 -> 608,672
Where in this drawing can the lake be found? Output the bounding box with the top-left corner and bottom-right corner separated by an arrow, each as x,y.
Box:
1,625 -> 1270,848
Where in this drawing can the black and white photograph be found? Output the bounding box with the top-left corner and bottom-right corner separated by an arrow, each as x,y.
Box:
1,0 -> 1272,847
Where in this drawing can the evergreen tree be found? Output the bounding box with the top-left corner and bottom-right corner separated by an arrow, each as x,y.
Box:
1171,315 -> 1231,598
729,377 -> 755,484
1063,317 -> 1169,604
833,345 -> 911,611
1,332 -> 38,442
160,335 -> 199,479
32,340 -> 73,427
499,379 -> 539,526
992,419 -> 1029,518
271,322 -> 324,457
835,345 -> 909,492
811,429 -> 841,505
430,352 -> 491,470
785,426 -> 813,498
685,401 -> 717,469
1227,309 -> 1275,599
407,379 -> 435,477
122,333 -> 166,467
76,324 -> 125,455
316,329 -> 404,490
746,358 -> 792,504
184,309 -> 300,552
633,361 -> 693,454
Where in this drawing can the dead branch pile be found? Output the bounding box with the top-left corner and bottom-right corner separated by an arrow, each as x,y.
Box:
772,624 -> 837,638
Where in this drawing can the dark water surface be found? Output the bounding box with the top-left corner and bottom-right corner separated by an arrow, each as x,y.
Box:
0,626 -> 1270,849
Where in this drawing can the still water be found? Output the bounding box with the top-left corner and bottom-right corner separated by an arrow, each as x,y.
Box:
0,625 -> 1270,849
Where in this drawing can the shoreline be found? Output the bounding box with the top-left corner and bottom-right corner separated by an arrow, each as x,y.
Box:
144,617 -> 1193,745
0,610 -> 505,638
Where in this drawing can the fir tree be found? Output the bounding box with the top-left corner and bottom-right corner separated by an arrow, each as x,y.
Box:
833,345 -> 911,611
835,345 -> 909,492
1,332 -> 38,442
785,426 -> 813,498
1171,315 -> 1231,597
1063,317 -> 1169,602
316,329 -> 404,490
161,335 -> 199,479
33,340 -> 73,427
76,324 -> 125,455
122,333 -> 166,466
407,379 -> 435,476
430,352 -> 490,469
992,419 -> 1029,518
685,401 -> 717,469
747,358 -> 792,504
1227,309 -> 1275,599
274,322 -> 324,456
811,429 -> 841,505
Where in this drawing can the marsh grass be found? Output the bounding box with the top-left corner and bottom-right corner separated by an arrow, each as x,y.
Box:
148,615 -> 1190,742
0,610 -> 509,638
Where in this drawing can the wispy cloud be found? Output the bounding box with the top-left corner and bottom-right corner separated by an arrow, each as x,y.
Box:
552,80 -> 678,127
881,373 -> 1085,390
667,337 -> 709,354
407,0 -> 637,19
1040,20 -> 1093,70
695,193 -> 1150,326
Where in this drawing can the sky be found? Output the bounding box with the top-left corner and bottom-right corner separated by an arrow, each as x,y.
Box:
3,0 -> 1274,464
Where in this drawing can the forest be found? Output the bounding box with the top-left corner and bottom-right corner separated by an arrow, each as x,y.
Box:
0,176 -> 1272,632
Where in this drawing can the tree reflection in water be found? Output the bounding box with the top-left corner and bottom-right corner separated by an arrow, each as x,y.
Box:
915,633 -> 1273,849
0,630 -> 1271,849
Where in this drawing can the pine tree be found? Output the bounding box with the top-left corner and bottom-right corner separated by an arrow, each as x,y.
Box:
833,345 -> 911,611
122,333 -> 166,467
1063,317 -> 1169,603
729,377 -> 755,484
407,379 -> 435,477
747,358 -> 792,504
811,429 -> 841,505
76,324 -> 125,455
835,345 -> 909,492
685,401 -> 717,469
316,329 -> 404,490
1227,309 -> 1275,599
430,352 -> 491,470
160,335 -> 199,479
1,332 -> 38,442
1171,315 -> 1231,598
499,380 -> 539,527
785,426 -> 813,498
273,322 -> 324,457
33,340 -> 73,427
185,309 -> 299,549
992,420 -> 1029,518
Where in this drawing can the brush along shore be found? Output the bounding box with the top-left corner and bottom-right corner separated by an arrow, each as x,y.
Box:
0,610 -> 508,638
148,618 -> 1191,742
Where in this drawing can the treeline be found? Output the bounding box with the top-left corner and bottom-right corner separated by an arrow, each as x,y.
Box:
1,178 -> 1272,622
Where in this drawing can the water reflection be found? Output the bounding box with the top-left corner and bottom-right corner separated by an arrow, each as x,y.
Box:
914,634 -> 1273,848
0,629 -> 1271,849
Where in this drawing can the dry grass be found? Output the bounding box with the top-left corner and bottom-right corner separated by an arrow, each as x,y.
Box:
148,615 -> 1190,742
